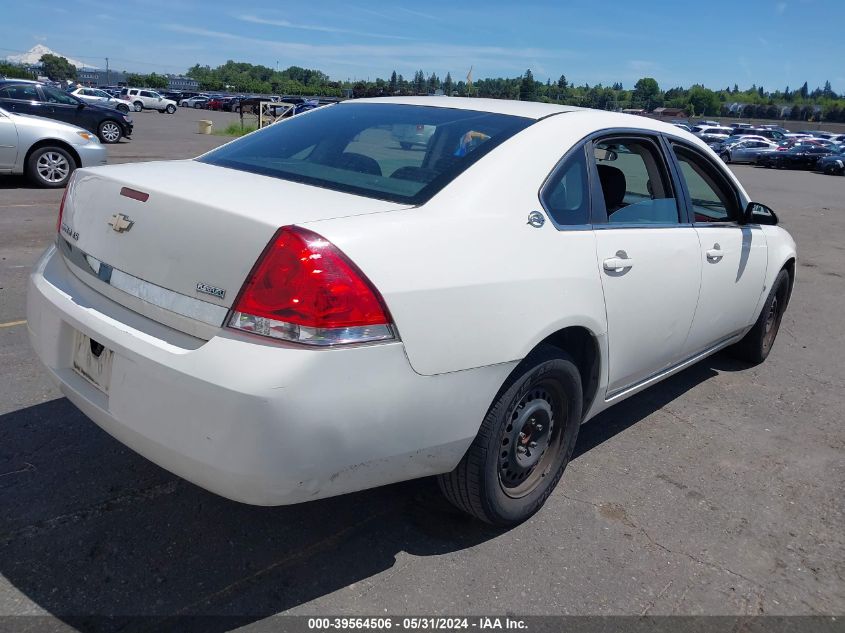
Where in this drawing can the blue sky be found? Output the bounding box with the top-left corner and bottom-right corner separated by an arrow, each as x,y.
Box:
2,0 -> 843,92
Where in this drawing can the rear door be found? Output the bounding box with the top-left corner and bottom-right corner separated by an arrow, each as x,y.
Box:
669,141 -> 768,357
591,134 -> 702,396
0,83 -> 45,117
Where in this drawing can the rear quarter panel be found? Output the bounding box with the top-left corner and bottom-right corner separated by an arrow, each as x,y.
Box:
306,113 -> 609,376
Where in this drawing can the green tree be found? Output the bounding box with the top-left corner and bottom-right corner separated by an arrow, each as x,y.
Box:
389,70 -> 398,94
0,62 -> 35,80
631,77 -> 662,110
687,85 -> 719,116
39,54 -> 77,81
519,69 -> 537,101
443,72 -> 453,96
799,81 -> 809,99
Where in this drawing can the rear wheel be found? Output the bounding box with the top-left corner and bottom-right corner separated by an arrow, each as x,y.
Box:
438,346 -> 582,526
728,269 -> 790,364
116,103 -> 130,113
27,146 -> 76,188
720,152 -> 731,163
133,101 -> 143,112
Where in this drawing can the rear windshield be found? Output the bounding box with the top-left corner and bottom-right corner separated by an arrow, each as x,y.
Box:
198,103 -> 533,204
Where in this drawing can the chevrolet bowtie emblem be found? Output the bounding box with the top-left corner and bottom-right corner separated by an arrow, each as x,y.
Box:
108,213 -> 134,233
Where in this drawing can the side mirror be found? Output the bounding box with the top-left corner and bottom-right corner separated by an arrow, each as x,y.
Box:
742,201 -> 778,226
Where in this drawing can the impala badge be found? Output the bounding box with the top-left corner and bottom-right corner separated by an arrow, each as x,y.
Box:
108,213 -> 134,233
196,282 -> 226,299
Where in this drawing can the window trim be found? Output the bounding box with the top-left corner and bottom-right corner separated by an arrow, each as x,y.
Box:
666,138 -> 744,227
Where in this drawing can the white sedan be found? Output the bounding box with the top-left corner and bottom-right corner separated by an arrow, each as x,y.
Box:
27,97 -> 796,525
70,87 -> 131,113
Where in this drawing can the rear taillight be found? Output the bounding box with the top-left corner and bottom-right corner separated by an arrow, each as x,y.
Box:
56,184 -> 69,233
228,226 -> 395,346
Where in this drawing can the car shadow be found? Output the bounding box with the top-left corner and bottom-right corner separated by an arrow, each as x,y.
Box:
0,354 -> 744,631
0,175 -> 42,190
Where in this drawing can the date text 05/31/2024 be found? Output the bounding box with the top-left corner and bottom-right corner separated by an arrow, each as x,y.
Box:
307,617 -> 528,630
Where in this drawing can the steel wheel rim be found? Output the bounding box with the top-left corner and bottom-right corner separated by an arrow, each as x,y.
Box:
498,380 -> 566,499
762,294 -> 781,353
101,122 -> 120,142
36,152 -> 69,183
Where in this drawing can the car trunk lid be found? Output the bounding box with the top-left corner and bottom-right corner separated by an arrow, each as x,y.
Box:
60,160 -> 409,337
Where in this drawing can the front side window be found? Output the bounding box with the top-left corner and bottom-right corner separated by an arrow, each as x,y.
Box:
199,103 -> 532,204
541,148 -> 590,226
591,137 -> 679,224
672,145 -> 741,223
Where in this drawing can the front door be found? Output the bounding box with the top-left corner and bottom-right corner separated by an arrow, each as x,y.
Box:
37,84 -> 85,128
590,135 -> 702,396
0,112 -> 18,169
669,143 -> 769,356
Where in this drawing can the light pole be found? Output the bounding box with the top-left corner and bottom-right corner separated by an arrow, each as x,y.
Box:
105,57 -> 110,86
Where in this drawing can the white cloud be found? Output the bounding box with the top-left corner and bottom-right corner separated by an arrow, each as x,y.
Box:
160,23 -> 579,77
236,14 -> 411,40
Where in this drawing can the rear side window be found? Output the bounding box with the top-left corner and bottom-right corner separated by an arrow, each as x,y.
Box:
198,103 -> 532,204
541,148 -> 590,226
0,84 -> 38,100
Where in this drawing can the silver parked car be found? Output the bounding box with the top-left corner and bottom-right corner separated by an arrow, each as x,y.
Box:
0,106 -> 107,187
720,139 -> 780,164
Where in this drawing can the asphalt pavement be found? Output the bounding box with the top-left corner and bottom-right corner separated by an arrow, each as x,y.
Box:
0,107 -> 843,630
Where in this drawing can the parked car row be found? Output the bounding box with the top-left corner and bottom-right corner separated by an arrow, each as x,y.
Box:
679,121 -> 845,176
0,79 -> 133,145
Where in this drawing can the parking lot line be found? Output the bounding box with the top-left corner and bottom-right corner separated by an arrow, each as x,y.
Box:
0,320 -> 26,329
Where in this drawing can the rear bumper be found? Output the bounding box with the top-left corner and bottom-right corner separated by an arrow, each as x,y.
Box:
27,245 -> 513,505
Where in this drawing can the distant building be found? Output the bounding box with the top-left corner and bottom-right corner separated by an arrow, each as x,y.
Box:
652,107 -> 686,118
168,75 -> 199,91
77,68 -> 127,86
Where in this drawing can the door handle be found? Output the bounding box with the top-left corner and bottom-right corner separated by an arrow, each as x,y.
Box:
706,244 -> 724,261
603,251 -> 634,272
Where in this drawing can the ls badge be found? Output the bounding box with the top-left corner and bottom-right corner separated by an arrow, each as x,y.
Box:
196,282 -> 226,299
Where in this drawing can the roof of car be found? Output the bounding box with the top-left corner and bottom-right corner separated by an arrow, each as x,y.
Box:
339,97 -> 720,148
344,96 -> 584,119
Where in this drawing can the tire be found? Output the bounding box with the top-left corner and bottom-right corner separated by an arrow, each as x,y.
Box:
720,152 -> 731,163
133,101 -> 143,112
728,269 -> 790,364
166,104 -> 176,114
399,142 -> 413,150
232,105 -> 239,114
27,146 -> 76,188
438,346 -> 583,526
116,103 -> 130,113
193,102 -> 202,109
98,120 -> 122,144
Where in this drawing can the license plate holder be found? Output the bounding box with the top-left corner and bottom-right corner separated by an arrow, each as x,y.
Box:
72,331 -> 114,394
